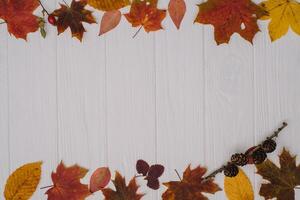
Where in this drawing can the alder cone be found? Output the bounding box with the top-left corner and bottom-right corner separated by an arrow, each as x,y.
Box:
252,148 -> 267,164
224,164 -> 239,177
262,139 -> 277,153
231,153 -> 248,166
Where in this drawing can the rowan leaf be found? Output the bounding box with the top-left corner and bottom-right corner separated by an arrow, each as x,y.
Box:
260,0 -> 300,41
87,0 -> 130,11
124,0 -> 166,33
0,0 -> 39,39
224,168 -> 254,200
162,165 -> 221,200
45,161 -> 91,200
256,148 -> 300,200
195,0 -> 267,44
99,10 -> 122,36
4,161 -> 42,200
51,0 -> 96,41
168,0 -> 186,29
90,167 -> 111,193
101,171 -> 144,200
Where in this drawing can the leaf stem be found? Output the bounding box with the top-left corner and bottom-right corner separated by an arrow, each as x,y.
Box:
135,174 -> 144,178
295,186 -> 300,189
174,169 -> 182,181
38,0 -> 50,15
62,0 -> 69,7
0,21 -> 6,25
40,185 -> 53,189
132,26 -> 143,39
202,122 -> 288,182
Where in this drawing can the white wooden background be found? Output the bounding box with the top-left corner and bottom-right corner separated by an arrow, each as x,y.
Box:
1,0 -> 300,199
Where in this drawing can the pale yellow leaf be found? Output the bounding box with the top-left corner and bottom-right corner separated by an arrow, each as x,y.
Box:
87,0 -> 130,11
4,162 -> 42,200
224,168 -> 254,200
260,0 -> 300,41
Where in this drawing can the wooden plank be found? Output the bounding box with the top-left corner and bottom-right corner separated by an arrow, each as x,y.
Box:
7,10 -> 58,200
254,25 -> 300,199
204,28 -> 255,198
0,27 -> 9,198
56,9 -> 107,200
105,18 -> 157,199
155,0 -> 205,197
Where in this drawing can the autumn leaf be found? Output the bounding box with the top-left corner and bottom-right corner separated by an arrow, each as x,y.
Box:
51,0 -> 96,41
260,0 -> 300,41
224,168 -> 254,200
124,0 -> 166,34
256,148 -> 300,200
162,165 -> 221,200
4,161 -> 42,200
102,171 -> 144,200
99,10 -> 122,36
0,0 -> 39,39
195,0 -> 267,44
90,167 -> 111,193
45,162 -> 91,200
168,0 -> 186,29
87,0 -> 130,11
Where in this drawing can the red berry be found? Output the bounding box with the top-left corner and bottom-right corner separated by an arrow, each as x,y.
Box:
48,14 -> 57,25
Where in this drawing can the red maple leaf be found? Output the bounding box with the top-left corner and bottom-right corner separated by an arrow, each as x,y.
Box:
124,0 -> 166,34
45,162 -> 91,200
0,0 -> 40,39
195,0 -> 266,44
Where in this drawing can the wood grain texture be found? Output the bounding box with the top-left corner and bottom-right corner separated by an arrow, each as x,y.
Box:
0,0 -> 300,199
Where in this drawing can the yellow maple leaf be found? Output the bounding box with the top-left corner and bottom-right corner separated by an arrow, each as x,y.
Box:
4,162 -> 42,200
224,168 -> 254,200
260,0 -> 300,41
87,0 -> 130,11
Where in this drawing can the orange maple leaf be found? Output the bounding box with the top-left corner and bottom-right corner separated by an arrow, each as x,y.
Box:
124,0 -> 166,34
102,171 -> 144,200
0,0 -> 39,39
51,0 -> 96,41
45,162 -> 91,200
162,165 -> 221,200
195,0 -> 267,44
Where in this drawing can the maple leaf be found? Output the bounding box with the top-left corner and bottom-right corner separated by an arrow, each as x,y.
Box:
102,171 -> 144,200
260,0 -> 300,41
87,0 -> 130,11
0,0 -> 39,39
195,0 -> 267,44
124,0 -> 166,34
51,0 -> 96,41
162,165 -> 221,200
45,162 -> 91,200
256,148 -> 300,200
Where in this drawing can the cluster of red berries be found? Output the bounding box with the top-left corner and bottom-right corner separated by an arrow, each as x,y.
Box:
223,139 -> 277,177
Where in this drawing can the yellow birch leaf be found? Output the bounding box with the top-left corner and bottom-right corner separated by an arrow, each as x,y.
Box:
260,0 -> 300,41
87,0 -> 130,11
224,168 -> 254,200
4,161 -> 42,200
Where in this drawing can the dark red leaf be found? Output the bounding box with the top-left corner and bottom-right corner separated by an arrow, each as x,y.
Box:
136,160 -> 150,176
148,164 -> 164,178
146,177 -> 159,190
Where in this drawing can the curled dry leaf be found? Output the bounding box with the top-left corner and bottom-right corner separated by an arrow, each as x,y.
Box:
99,10 -> 122,36
88,0 -> 130,11
45,162 -> 91,200
162,165 -> 221,200
4,161 -> 42,200
256,148 -> 300,200
195,0 -> 267,44
224,168 -> 254,200
90,167 -> 111,193
168,0 -> 186,29
51,0 -> 96,41
102,171 -> 144,200
0,0 -> 39,39
124,0 -> 166,33
260,0 -> 300,41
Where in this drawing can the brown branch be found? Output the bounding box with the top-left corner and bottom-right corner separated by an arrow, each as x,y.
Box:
202,122 -> 288,182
